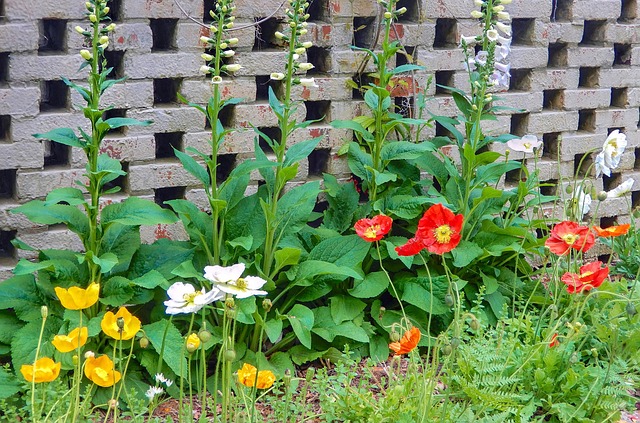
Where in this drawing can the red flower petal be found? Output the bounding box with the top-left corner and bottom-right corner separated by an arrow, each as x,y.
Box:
389,327 -> 421,355
416,204 -> 464,255
395,237 -> 425,256
354,215 -> 393,242
545,221 -> 595,256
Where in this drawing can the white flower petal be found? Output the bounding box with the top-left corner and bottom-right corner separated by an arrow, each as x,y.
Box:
204,263 -> 245,284
607,178 -> 634,198
244,276 -> 268,290
167,282 -> 195,301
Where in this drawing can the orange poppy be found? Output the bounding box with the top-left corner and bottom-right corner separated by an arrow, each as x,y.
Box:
389,327 -> 421,355
396,204 -> 463,256
593,224 -> 630,238
545,221 -> 595,256
354,215 -> 393,242
549,333 -> 559,348
560,261 -> 609,293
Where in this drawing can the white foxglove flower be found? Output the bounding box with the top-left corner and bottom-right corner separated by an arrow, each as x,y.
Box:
201,53 -> 214,61
204,263 -> 268,298
225,64 -> 242,72
460,34 -> 478,45
301,41 -> 313,48
506,134 -> 542,153
475,50 -> 488,66
211,75 -> 223,84
164,282 -> 223,315
607,178 -> 634,198
494,61 -> 511,76
145,386 -> 164,401
497,11 -> 511,21
200,65 -> 212,74
298,62 -> 315,71
487,29 -> 499,41
496,44 -> 511,60
222,50 -> 235,57
228,38 -> 239,45
496,22 -> 512,36
270,72 -> 285,80
300,77 -> 319,87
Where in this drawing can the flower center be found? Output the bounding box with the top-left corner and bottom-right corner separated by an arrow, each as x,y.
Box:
561,233 -> 579,245
523,142 -> 531,149
434,225 -> 453,244
94,367 -> 109,380
581,270 -> 594,278
236,278 -> 248,291
363,225 -> 380,239
183,292 -> 200,305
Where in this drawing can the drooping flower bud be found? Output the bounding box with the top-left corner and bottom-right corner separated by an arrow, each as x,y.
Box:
470,10 -> 484,18
201,53 -> 214,61
80,50 -> 93,60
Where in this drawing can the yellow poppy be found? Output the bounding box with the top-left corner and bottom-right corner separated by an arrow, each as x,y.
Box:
186,333 -> 200,352
54,283 -> 99,310
84,355 -> 121,387
52,327 -> 89,353
20,357 -> 61,383
101,307 -> 141,340
237,363 -> 276,390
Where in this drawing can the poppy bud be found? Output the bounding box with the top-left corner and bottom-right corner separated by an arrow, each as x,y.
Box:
225,297 -> 235,309
198,330 -> 212,343
41,305 -> 48,319
590,348 -> 598,358
569,352 -> 579,364
469,319 -> 480,331
139,337 -> 149,349
224,349 -> 236,361
445,293 -> 454,307
305,367 -> 315,383
117,317 -> 125,330
626,302 -> 637,317
72,355 -> 79,365
108,399 -> 118,409
390,330 -> 401,342
442,345 -> 453,355
451,337 -> 461,349
634,207 -> 640,219
283,369 -> 291,387
262,299 -> 272,312
565,185 -> 573,194
85,351 -> 95,359
597,191 -> 608,201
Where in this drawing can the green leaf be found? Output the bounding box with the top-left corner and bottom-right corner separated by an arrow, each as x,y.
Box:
364,88 -> 380,111
12,316 -> 62,371
93,252 -> 118,274
380,141 -> 432,162
348,142 -> 374,181
100,223 -> 141,275
331,120 -> 374,142
45,187 -> 86,206
0,314 -> 22,344
144,319 -> 189,379
309,234 -> 370,267
0,365 -> 21,400
0,274 -> 44,321
264,318 -> 283,344
286,304 -> 314,349
268,86 -> 284,118
348,271 -> 389,298
174,149 -> 211,189
12,201 -> 89,237
401,280 -> 449,315
128,239 -> 194,279
33,127 -> 84,148
331,321 -> 369,343
103,117 -> 152,130
102,197 -> 177,226
274,247 -> 301,273
227,236 -> 253,252
391,64 -> 425,74
100,276 -> 134,307
284,136 -> 323,167
288,345 -> 326,366
385,195 -> 433,219
451,240 -> 483,268
62,76 -> 90,102
276,182 -> 320,234
481,271 -> 499,295
296,260 -> 362,283
330,295 -> 366,324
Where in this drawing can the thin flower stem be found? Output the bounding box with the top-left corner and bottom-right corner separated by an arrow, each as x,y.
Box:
376,243 -> 407,325
31,311 -> 48,423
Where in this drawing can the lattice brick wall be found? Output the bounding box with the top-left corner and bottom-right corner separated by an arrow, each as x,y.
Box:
1,0 -> 639,280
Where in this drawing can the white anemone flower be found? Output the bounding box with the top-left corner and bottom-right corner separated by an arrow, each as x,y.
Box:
164,282 -> 223,315
203,263 -> 268,299
145,386 -> 164,401
607,178 -> 634,198
506,134 -> 542,153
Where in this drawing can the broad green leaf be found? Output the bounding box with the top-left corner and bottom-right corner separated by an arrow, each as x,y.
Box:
102,196 -> 177,226
348,271 -> 389,298
371,168 -> 397,185
369,335 -> 390,362
451,240 -> 484,268
33,127 -> 84,148
11,316 -> 62,371
12,201 -> 89,237
331,321 -> 369,343
331,120 -> 374,142
385,195 -> 433,220
330,295 -> 366,324
0,365 -> 21,400
62,76 -> 90,102
274,247 -> 301,273
0,314 -> 22,344
93,252 -> 118,274
364,88 -> 379,111
94,154 -> 126,187
286,304 -> 314,349
100,276 -> 134,307
0,274 -> 43,321
481,271 -> 499,295
264,318 -> 283,344
296,260 -> 362,283
100,223 -> 141,275
348,142 -> 374,181
276,182 -> 320,234
309,234 -> 370,267
267,86 -> 284,118
288,345 -> 326,366
391,64 -> 425,74
226,194 -> 265,252
127,239 -> 194,279
401,281 -> 448,315
227,236 -> 253,252
322,174 -> 359,232
380,141 -> 432,162
144,319 -> 189,379
45,187 -> 86,206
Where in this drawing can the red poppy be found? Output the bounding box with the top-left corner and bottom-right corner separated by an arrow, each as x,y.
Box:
389,327 -> 421,355
560,261 -> 609,293
545,221 -> 595,256
354,214 -> 393,242
549,333 -> 559,348
396,203 -> 464,256
593,224 -> 630,238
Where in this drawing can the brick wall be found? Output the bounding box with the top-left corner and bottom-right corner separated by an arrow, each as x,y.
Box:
1,0 -> 639,280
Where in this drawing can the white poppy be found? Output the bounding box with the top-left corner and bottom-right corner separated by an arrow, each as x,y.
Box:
164,282 -> 223,315
607,178 -> 634,198
507,134 -> 542,153
595,130 -> 627,177
571,188 -> 592,220
204,263 -> 268,298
